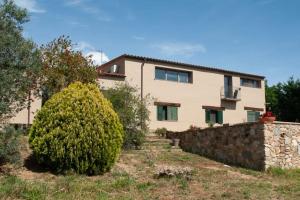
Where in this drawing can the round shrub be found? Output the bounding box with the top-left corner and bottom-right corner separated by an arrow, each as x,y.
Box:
29,82 -> 124,175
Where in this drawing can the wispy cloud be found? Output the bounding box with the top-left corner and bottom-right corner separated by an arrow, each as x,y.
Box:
152,42 -> 206,56
257,0 -> 276,5
14,0 -> 45,13
74,41 -> 109,65
64,0 -> 111,21
132,36 -> 145,41
65,0 -> 82,6
75,41 -> 95,51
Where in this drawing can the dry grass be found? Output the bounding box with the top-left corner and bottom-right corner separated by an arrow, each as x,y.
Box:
0,135 -> 300,200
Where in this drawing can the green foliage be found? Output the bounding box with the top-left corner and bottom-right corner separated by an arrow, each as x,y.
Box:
103,82 -> 150,149
267,167 -> 300,179
154,127 -> 168,137
29,82 -> 124,175
40,35 -> 97,103
266,77 -> 300,122
0,126 -> 21,165
0,175 -> 47,200
0,0 -> 41,121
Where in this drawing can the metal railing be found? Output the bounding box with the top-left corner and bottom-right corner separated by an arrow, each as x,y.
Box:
220,86 -> 241,101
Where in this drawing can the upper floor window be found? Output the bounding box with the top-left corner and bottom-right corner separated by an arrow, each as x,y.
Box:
240,78 -> 261,88
155,67 -> 192,83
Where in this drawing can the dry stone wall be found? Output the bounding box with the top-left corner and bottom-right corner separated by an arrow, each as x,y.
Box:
264,122 -> 300,169
167,122 -> 300,170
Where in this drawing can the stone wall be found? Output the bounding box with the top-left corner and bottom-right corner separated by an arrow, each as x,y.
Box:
167,122 -> 300,170
264,122 -> 300,169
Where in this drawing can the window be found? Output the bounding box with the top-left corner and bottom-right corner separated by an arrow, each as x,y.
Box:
166,70 -> 178,81
178,72 -> 189,83
155,67 -> 191,83
205,110 -> 223,124
247,111 -> 260,122
157,105 -> 178,121
240,78 -> 261,88
155,68 -> 165,80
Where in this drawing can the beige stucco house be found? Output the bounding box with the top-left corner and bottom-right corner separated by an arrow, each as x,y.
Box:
8,54 -> 265,132
98,54 -> 266,131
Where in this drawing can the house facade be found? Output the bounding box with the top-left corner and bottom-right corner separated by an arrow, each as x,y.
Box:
98,54 -> 266,131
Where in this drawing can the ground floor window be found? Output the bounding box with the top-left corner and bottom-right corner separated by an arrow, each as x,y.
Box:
247,111 -> 260,122
205,110 -> 223,124
157,105 -> 178,121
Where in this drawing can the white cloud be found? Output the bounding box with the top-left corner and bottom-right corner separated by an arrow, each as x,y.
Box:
86,51 -> 109,65
74,41 -> 109,65
132,36 -> 145,41
152,42 -> 206,56
14,0 -> 45,13
75,41 -> 95,51
64,0 -> 111,21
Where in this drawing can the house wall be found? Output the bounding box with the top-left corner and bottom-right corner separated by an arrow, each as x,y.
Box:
121,58 -> 265,131
8,93 -> 41,125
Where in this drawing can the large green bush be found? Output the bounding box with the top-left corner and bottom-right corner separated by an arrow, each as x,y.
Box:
29,82 -> 124,175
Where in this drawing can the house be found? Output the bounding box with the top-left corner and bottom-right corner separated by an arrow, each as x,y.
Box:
97,54 -> 265,131
7,93 -> 41,127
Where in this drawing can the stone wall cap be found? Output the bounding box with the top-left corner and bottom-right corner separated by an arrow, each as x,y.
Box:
271,121 -> 300,125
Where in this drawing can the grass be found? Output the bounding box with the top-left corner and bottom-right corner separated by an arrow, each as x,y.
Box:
1,135 -> 300,199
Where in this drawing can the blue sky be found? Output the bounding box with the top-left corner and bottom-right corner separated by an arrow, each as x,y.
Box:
12,0 -> 300,85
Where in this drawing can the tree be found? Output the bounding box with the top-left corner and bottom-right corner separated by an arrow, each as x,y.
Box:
103,83 -> 150,149
266,77 -> 300,122
0,0 -> 41,122
29,82 -> 124,175
40,36 -> 97,103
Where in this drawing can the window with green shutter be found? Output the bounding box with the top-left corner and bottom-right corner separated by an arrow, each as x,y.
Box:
157,105 -> 178,121
205,110 -> 223,124
217,111 -> 223,124
247,111 -> 260,122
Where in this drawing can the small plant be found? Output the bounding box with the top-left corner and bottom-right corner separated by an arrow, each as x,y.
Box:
207,122 -> 214,128
154,127 -> 168,138
0,126 -> 21,165
154,165 -> 193,179
188,125 -> 200,131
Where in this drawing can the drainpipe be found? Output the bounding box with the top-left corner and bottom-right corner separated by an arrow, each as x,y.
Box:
27,90 -> 31,127
140,59 -> 146,130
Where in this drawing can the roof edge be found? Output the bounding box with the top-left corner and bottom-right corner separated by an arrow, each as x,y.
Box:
98,54 -> 265,79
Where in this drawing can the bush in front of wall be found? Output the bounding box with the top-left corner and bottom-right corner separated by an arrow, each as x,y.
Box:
29,82 -> 124,175
154,128 -> 168,138
0,126 -> 21,165
103,82 -> 150,149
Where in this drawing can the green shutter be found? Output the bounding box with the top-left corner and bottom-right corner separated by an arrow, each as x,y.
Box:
171,107 -> 178,121
205,110 -> 210,123
247,111 -> 257,122
217,111 -> 223,124
157,106 -> 164,121
255,112 -> 260,121
167,106 -> 178,121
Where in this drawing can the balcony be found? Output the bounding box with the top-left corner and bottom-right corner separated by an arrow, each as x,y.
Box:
220,86 -> 241,101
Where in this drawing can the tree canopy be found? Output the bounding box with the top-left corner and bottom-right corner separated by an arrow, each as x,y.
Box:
266,77 -> 300,122
40,36 -> 97,103
0,0 -> 41,122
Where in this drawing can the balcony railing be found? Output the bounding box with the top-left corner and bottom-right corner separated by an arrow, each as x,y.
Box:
220,86 -> 241,101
